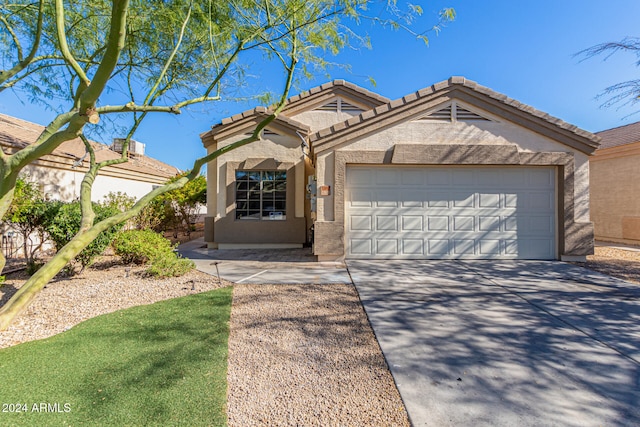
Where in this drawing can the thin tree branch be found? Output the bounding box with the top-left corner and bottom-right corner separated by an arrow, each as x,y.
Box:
143,4 -> 192,105
0,0 -> 45,87
55,0 -> 91,87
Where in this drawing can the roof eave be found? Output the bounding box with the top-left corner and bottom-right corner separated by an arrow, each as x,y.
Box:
311,77 -> 601,156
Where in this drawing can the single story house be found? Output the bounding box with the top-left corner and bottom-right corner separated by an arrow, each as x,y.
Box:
590,122 -> 640,245
0,113 -> 180,202
201,77 -> 600,261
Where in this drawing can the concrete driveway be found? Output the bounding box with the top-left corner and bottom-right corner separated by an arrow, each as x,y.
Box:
348,260 -> 640,426
178,238 -> 351,284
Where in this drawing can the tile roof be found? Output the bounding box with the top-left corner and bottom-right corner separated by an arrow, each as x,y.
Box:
201,80 -> 390,142
0,113 -> 180,181
310,77 -> 601,155
595,121 -> 640,149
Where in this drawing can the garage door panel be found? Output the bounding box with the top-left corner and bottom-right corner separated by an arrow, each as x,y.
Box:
453,193 -> 475,208
375,169 -> 399,185
402,239 -> 424,255
402,216 -> 424,231
425,170 -> 449,185
350,215 -> 372,231
479,193 -> 500,208
479,216 -> 501,232
453,216 -> 474,231
376,239 -> 399,255
350,238 -> 373,255
345,166 -> 556,260
401,169 -> 424,185
428,239 -> 450,255
453,239 -> 475,254
376,216 -> 398,231
479,239 -> 501,255
428,216 -> 449,231
349,190 -> 374,207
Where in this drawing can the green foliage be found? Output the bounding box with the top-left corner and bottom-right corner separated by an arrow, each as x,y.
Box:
112,229 -> 194,277
112,229 -> 175,265
2,177 -> 59,262
25,261 -> 44,276
101,191 -> 136,213
159,174 -> 206,236
0,288 -> 232,426
44,203 -> 123,272
146,253 -> 195,278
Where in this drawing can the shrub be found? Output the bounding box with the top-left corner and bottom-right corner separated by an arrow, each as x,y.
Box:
44,202 -> 123,272
146,253 -> 195,278
112,229 -> 175,264
112,229 -> 194,277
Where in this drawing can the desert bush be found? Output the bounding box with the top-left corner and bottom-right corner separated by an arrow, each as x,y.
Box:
44,202 -> 123,272
112,229 -> 194,277
146,253 -> 195,278
112,229 -> 174,264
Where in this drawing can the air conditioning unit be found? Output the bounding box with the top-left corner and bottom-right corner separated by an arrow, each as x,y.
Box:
112,138 -> 145,156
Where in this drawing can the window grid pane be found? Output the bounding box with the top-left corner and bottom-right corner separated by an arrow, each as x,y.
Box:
235,170 -> 286,220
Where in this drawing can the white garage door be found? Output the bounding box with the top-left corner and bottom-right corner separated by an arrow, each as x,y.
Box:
345,166 -> 556,259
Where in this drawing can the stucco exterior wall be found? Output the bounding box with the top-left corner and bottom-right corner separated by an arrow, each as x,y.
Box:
316,118 -> 591,223
204,133 -> 309,248
313,115 -> 594,261
21,164 -> 162,202
590,142 -> 640,245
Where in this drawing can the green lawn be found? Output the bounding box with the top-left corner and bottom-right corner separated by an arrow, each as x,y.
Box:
0,287 -> 232,426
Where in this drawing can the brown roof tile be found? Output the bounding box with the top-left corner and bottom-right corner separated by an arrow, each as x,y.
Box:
0,113 -> 180,180
595,121 -> 640,149
310,77 -> 600,155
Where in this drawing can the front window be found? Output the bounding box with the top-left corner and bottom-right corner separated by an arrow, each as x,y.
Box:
235,170 -> 286,220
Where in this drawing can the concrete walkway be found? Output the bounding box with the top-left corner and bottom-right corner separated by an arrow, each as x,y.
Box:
349,260 -> 640,427
178,238 -> 351,284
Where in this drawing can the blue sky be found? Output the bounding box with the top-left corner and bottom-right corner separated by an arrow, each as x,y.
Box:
2,0 -> 640,171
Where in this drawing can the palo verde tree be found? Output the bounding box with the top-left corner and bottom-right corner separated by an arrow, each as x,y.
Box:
579,37 -> 640,110
0,0 -> 455,329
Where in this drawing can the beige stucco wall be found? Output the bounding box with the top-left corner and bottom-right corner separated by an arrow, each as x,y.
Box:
590,142 -> 640,245
315,116 -> 591,224
21,164 -> 163,203
292,109 -> 362,132
204,132 -> 310,248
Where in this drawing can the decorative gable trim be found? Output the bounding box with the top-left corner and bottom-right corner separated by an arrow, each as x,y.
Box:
200,107 -> 310,147
315,98 -> 365,114
282,80 -> 390,115
414,101 -> 493,122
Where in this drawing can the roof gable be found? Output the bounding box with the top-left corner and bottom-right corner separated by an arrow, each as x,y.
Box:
311,77 -> 601,156
282,79 -> 390,115
200,80 -> 390,147
200,107 -> 311,147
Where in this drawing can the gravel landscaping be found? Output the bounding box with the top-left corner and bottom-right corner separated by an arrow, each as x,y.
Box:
227,284 -> 410,427
578,245 -> 640,284
0,257 -> 228,349
1,243 -> 638,425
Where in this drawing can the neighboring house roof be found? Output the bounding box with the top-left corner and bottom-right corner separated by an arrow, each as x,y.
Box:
310,77 -> 601,156
595,121 -> 640,149
0,113 -> 180,183
200,80 -> 390,146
